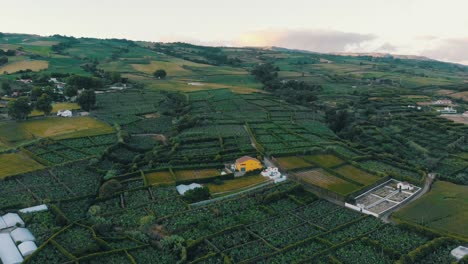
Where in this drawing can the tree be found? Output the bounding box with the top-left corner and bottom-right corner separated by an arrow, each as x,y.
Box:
31,87 -> 44,100
64,86 -> 78,97
153,69 -> 167,79
251,63 -> 278,84
183,186 -> 210,203
1,81 -> 11,95
8,97 -> 32,120
77,89 -> 96,111
36,93 -> 53,115
0,56 -> 8,66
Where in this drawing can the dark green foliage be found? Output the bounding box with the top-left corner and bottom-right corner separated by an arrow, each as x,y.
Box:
153,69 -> 167,79
36,93 -> 53,115
8,96 -> 32,120
77,89 -> 96,111
183,186 -> 210,203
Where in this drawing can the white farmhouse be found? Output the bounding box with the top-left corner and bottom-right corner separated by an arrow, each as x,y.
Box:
0,233 -> 23,264
18,241 -> 37,257
397,182 -> 414,191
2,213 -> 25,228
57,110 -> 73,117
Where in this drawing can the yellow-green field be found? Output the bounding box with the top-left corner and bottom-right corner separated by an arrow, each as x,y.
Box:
0,152 -> 44,179
394,181 -> 468,239
303,154 -> 344,168
132,60 -> 194,76
174,169 -> 221,181
0,60 -> 49,74
30,102 -> 81,117
145,171 -> 175,185
207,175 -> 268,195
334,165 -> 380,185
0,117 -> 114,146
294,168 -> 360,196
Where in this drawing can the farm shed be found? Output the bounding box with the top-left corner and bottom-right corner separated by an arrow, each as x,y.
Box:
18,241 -> 37,257
57,109 -> 73,117
397,182 -> 414,191
0,233 -> 24,264
10,228 -> 35,243
2,213 -> 24,228
19,204 -> 48,214
451,246 -> 468,261
235,156 -> 263,172
176,183 -> 203,195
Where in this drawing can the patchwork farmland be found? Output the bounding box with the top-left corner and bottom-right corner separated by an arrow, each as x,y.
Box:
0,34 -> 467,263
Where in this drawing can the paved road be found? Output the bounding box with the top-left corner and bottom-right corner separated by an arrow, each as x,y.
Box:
381,173 -> 436,223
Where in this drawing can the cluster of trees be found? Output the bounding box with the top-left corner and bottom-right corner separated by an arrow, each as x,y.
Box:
51,38 -> 78,54
67,75 -> 103,89
0,49 -> 16,56
251,63 -> 322,105
0,56 -> 7,66
153,69 -> 167,79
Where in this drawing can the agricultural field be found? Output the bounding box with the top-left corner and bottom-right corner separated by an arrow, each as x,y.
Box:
173,168 -> 221,181
29,102 -> 80,117
0,59 -> 48,74
0,152 -> 44,179
144,170 -> 175,185
0,34 -> 468,263
0,117 -> 114,147
293,168 -> 361,195
334,164 -> 381,185
394,181 -> 468,238
207,174 -> 268,195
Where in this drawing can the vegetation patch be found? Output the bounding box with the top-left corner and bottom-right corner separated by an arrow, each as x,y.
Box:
294,168 -> 360,195
275,156 -> 313,170
303,154 -> 344,168
0,152 -> 44,179
207,174 -> 268,194
334,165 -> 381,185
0,60 -> 48,74
145,170 -> 175,185
394,181 -> 468,238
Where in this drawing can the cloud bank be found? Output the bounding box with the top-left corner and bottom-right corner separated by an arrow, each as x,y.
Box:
234,29 -> 468,65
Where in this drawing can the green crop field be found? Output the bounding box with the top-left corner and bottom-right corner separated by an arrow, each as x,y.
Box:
0,32 -> 467,263
303,154 -> 345,168
394,181 -> 468,238
334,165 -> 381,185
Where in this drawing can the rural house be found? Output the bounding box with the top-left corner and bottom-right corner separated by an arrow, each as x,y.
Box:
235,156 -> 263,172
397,182 -> 414,191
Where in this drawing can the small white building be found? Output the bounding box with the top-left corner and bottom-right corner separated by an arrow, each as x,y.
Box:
0,233 -> 24,264
397,182 -> 414,191
57,110 -> 73,117
438,107 -> 457,114
451,246 -> 468,261
2,213 -> 25,228
176,183 -> 203,195
18,241 -> 37,257
10,228 -> 35,243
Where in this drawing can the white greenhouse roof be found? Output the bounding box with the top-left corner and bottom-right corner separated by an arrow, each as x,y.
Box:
451,246 -> 468,261
2,213 -> 24,228
19,204 -> 48,214
0,233 -> 24,264
10,228 -> 35,243
176,183 -> 202,195
0,217 -> 7,230
18,241 -> 37,257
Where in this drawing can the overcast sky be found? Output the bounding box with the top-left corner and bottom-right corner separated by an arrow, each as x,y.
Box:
1,0 -> 468,64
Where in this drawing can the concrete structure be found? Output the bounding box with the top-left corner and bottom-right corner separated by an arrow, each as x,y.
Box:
18,241 -> 37,257
0,233 -> 23,264
2,213 -> 24,228
176,183 -> 203,195
19,204 -> 48,214
57,109 -> 73,117
438,107 -> 457,114
10,228 -> 35,243
235,156 -> 263,172
397,182 -> 414,191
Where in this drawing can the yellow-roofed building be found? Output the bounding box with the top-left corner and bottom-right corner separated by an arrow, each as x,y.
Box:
235,156 -> 262,172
